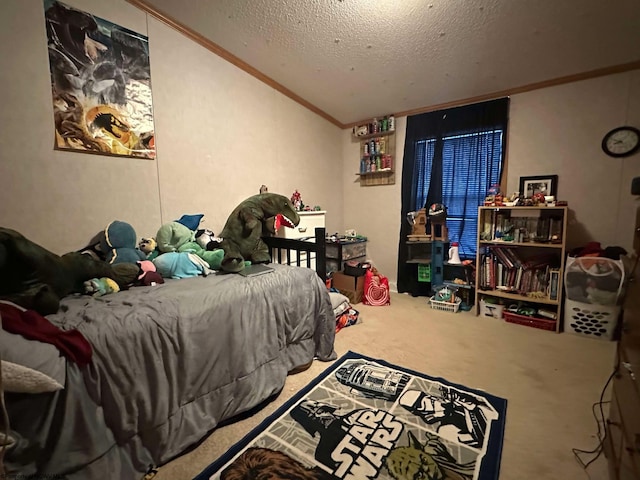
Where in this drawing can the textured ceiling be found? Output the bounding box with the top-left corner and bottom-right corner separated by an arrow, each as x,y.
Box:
138,0 -> 640,126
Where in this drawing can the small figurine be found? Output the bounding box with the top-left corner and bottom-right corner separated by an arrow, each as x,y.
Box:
532,192 -> 546,205
290,189 -> 303,211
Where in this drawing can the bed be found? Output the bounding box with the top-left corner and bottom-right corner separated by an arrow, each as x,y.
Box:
2,228 -> 336,480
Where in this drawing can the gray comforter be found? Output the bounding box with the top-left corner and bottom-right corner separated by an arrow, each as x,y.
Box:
5,264 -> 336,479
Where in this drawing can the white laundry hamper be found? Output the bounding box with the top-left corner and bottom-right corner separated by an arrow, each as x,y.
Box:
563,256 -> 625,340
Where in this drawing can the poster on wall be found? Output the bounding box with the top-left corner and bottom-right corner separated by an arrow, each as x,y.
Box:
43,0 -> 155,159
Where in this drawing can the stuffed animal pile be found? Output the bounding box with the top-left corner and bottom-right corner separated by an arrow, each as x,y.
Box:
1,190 -> 301,311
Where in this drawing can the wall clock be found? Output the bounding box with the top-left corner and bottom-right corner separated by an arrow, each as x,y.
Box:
602,126 -> 640,158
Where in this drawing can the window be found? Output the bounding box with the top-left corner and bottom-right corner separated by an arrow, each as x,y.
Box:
397,97 -> 509,296
415,129 -> 503,258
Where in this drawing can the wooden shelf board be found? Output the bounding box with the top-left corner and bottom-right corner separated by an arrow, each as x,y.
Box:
352,130 -> 396,141
359,171 -> 395,186
356,168 -> 393,175
443,281 -> 474,289
479,240 -> 563,248
478,289 -> 559,305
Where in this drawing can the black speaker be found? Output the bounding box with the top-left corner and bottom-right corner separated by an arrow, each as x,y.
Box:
633,177 -> 640,195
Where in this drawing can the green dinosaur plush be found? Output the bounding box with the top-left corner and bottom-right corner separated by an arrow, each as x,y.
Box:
219,193 -> 300,272
0,227 -> 124,315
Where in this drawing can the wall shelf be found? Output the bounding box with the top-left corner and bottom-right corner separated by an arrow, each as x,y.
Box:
353,116 -> 396,186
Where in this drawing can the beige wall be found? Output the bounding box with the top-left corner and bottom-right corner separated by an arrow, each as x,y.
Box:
344,71 -> 640,290
0,0 -> 343,254
507,71 -> 640,252
2,0 -> 639,289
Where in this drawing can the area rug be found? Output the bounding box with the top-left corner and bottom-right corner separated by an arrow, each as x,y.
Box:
195,351 -> 507,480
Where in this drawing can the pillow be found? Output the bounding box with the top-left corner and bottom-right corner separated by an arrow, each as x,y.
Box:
0,302 -> 65,393
2,360 -> 63,393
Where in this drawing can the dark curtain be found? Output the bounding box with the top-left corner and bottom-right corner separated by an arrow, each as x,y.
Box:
397,98 -> 509,295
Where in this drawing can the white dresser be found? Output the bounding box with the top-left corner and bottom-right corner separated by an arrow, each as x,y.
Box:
278,210 -> 326,240
275,211 -> 326,269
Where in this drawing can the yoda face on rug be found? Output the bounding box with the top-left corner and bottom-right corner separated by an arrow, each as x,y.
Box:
219,193 -> 300,273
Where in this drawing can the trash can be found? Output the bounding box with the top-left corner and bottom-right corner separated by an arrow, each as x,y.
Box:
563,256 -> 625,340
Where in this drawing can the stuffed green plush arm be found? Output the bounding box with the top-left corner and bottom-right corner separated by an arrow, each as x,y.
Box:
178,242 -> 224,270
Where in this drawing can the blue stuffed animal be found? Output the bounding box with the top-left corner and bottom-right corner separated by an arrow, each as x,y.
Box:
99,220 -> 146,264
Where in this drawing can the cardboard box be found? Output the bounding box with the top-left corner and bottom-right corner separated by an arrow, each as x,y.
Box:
332,271 -> 365,304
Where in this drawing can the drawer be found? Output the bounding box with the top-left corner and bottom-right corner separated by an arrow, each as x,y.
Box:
279,211 -> 325,240
326,241 -> 367,261
327,255 -> 367,276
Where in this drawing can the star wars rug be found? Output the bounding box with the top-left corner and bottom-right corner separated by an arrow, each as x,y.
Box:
195,351 -> 507,480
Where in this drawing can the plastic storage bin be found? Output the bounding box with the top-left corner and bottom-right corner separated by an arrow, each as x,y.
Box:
563,299 -> 620,339
418,264 -> 431,282
479,298 -> 504,319
504,311 -> 556,331
563,256 -> 625,340
429,285 -> 461,313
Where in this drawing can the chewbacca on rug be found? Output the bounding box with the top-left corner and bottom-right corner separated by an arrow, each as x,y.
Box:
221,447 -> 336,480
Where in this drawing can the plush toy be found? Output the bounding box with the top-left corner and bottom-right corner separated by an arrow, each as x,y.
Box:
153,252 -> 213,279
136,260 -> 164,286
139,237 -> 159,260
178,241 -> 225,270
155,221 -> 195,253
84,277 -> 120,297
218,193 -> 300,273
195,229 -> 223,251
176,214 -> 204,231
0,227 -> 127,315
99,220 -> 146,265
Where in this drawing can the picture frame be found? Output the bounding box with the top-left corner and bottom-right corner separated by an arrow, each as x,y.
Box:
519,175 -> 558,198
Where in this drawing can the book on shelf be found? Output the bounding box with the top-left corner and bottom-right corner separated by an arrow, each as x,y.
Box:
481,208 -> 563,244
478,246 -> 558,297
548,269 -> 560,301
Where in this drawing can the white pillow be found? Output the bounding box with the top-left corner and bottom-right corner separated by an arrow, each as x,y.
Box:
2,360 -> 63,393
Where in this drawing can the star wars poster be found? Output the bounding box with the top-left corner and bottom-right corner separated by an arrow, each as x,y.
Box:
44,0 -> 155,159
197,352 -> 507,480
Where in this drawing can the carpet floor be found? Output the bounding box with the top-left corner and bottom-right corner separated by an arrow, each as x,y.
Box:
155,292 -> 615,480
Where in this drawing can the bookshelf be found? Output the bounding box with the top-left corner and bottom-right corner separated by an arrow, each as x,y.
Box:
475,206 -> 568,332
